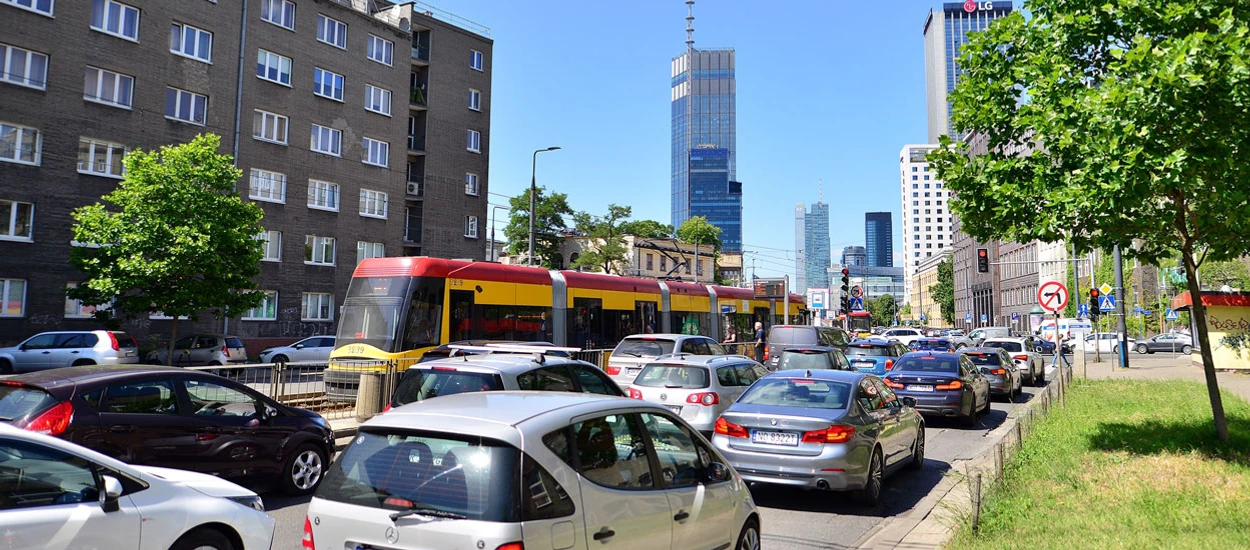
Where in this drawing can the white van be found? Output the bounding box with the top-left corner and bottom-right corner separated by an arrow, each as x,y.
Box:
1039,318 -> 1093,343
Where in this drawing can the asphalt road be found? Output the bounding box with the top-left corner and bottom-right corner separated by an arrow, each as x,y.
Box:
263,364 -> 1060,550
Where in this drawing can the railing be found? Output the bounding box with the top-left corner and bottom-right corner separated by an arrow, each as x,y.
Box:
409,86 -> 426,106
411,45 -> 430,62
407,135 -> 426,152
573,349 -> 609,369
184,361 -> 360,420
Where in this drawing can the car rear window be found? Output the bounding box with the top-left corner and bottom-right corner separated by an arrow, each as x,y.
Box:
634,365 -> 709,389
318,429 -> 527,522
111,332 -> 138,348
225,337 -> 244,348
984,341 -> 1023,353
893,356 -> 960,373
767,327 -> 817,346
777,352 -> 833,371
845,345 -> 891,357
738,378 -> 851,409
0,385 -> 56,422
391,368 -> 504,408
963,352 -> 1003,366
613,339 -> 675,358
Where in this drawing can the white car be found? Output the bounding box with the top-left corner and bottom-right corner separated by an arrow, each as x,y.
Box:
0,423 -> 275,550
882,328 -> 924,346
1085,332 -> 1137,354
981,337 -> 1047,386
258,335 -> 337,364
626,355 -> 770,435
307,391 -> 761,550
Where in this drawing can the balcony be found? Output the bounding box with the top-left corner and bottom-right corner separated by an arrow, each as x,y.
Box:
409,86 -> 427,108
411,44 -> 429,64
405,174 -> 424,198
407,135 -> 426,154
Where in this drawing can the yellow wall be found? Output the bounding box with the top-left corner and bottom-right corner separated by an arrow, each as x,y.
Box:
1197,305 -> 1250,371
910,264 -> 947,327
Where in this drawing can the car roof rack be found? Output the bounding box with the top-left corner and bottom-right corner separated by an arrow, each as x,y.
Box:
446,344 -> 581,364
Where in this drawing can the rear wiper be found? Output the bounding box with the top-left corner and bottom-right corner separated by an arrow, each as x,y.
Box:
389,507 -> 467,521
664,384 -> 686,388
617,352 -> 641,357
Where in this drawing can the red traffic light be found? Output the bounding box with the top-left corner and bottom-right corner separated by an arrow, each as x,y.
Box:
1090,289 -> 1100,298
977,249 -> 987,258
841,268 -> 849,276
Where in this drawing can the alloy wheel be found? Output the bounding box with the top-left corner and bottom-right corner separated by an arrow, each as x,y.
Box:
866,452 -> 883,503
738,524 -> 761,550
291,449 -> 324,491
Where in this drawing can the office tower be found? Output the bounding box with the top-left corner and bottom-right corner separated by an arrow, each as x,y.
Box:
842,246 -> 867,268
865,212 -> 893,267
900,144 -> 952,305
688,147 -> 743,253
802,202 -> 830,290
795,205 -> 807,291
923,1 -> 1014,142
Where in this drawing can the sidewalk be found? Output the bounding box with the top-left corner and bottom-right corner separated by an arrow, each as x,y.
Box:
1081,353 -> 1250,402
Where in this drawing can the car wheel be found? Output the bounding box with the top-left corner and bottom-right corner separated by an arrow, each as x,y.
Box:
0,360 -> 12,374
855,448 -> 885,506
1034,369 -> 1045,386
1181,345 -> 1193,355
171,527 -> 234,550
1135,344 -> 1148,354
962,401 -> 978,428
71,360 -> 96,367
281,443 -> 327,495
735,518 -> 761,550
907,424 -> 925,470
271,354 -> 289,364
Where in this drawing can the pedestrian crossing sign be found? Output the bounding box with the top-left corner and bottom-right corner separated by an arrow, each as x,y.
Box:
1099,294 -> 1116,312
1166,308 -> 1179,321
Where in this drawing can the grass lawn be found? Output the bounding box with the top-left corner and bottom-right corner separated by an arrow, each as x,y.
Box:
949,378 -> 1250,549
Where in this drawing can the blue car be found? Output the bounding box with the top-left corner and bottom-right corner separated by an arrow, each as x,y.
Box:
844,338 -> 909,376
911,337 -> 956,353
884,352 -> 991,427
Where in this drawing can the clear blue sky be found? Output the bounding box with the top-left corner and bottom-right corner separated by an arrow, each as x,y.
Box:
424,0 -> 933,279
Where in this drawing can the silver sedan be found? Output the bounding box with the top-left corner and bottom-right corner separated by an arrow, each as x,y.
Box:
711,369 -> 924,506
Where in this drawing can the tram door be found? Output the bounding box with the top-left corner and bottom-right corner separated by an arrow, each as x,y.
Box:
637,301 -> 657,335
449,291 -> 474,342
571,298 -> 603,349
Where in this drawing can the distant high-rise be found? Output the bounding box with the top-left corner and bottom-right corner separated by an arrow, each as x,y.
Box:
865,212 -> 894,267
900,144 -> 952,305
671,2 -> 740,251
802,202 -> 830,290
687,147 -> 742,252
794,205 -> 807,291
923,1 -> 1014,142
842,246 -> 867,268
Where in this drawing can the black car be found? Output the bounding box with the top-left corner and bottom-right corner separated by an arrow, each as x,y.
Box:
764,325 -> 851,370
1135,333 -> 1194,354
773,346 -> 853,372
0,366 -> 334,495
911,337 -> 956,352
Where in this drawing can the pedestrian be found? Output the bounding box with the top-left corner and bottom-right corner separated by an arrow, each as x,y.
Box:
753,322 -> 766,363
723,324 -> 737,352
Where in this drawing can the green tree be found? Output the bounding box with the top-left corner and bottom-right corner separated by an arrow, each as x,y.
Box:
929,259 -> 955,324
68,134 -> 265,364
621,219 -> 673,239
1199,260 -> 1250,290
928,0 -> 1250,440
570,204 -> 633,274
676,216 -> 722,251
867,294 -> 898,327
899,303 -> 912,321
503,186 -> 573,268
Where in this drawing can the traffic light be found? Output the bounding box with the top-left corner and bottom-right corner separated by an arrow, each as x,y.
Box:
1089,289 -> 1101,322
976,248 -> 989,273
840,268 -> 850,313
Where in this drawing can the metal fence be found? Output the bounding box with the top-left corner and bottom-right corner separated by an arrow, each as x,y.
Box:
186,360 -> 399,421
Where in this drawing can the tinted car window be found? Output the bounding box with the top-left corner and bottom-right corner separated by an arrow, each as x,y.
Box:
0,439 -> 100,509
104,380 -> 179,414
680,340 -> 705,355
777,352 -> 836,371
194,337 -> 217,350
0,386 -> 56,421
614,339 -> 675,358
984,341 -> 1023,353
111,332 -> 138,348
715,366 -> 737,386
634,365 -> 710,389
516,367 -> 576,392
20,334 -> 57,350
640,412 -> 713,489
892,355 -> 960,374
520,451 -> 576,520
733,364 -> 760,386
58,333 -> 96,348
225,337 -> 244,348
184,379 -> 260,417
963,352 -> 1003,366
391,369 -> 504,407
857,379 -> 885,410
845,345 -> 892,357
703,340 -> 727,355
572,365 -> 622,396
738,378 -> 850,409
571,414 -> 654,489
767,327 -> 816,346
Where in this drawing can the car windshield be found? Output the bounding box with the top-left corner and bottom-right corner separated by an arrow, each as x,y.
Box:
634,365 -> 709,389
391,369 -> 504,407
738,378 -> 851,409
963,352 -> 1003,366
845,345 -> 892,357
613,339 -> 676,358
913,339 -> 951,350
893,356 -> 960,373
984,341 -> 1023,353
317,429 -> 521,522
778,352 -> 834,371
0,386 -> 56,422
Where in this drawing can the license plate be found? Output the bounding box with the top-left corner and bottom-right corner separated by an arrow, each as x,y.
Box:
666,405 -> 683,414
627,368 -> 640,374
751,430 -> 798,446
908,385 -> 935,392
854,360 -> 875,367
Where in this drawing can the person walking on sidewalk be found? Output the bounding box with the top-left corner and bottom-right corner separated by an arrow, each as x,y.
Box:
753,322 -> 766,363
1052,331 -> 1072,369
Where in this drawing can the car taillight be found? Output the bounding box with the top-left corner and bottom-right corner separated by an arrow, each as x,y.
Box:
222,345 -> 231,358
686,392 -> 719,406
496,543 -> 525,550
714,417 -> 748,438
1012,355 -> 1028,361
802,425 -> 856,444
627,387 -> 643,399
606,365 -> 621,375
884,360 -> 894,371
883,378 -> 904,389
382,403 -> 392,413
25,401 -> 73,436
107,332 -> 120,351
990,368 -> 1006,375
764,348 -> 770,361
302,516 -> 315,550
936,380 -> 963,390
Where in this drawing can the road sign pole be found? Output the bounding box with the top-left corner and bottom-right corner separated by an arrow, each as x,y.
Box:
1114,245 -> 1129,369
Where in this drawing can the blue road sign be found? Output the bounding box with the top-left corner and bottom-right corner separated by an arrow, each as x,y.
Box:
965,313 -> 973,323
1099,295 -> 1116,312
850,297 -> 864,311
920,314 -> 927,321
980,313 -> 988,322
1142,310 -> 1152,316
1166,308 -> 1179,321
1078,303 -> 1090,316
721,306 -> 733,313
1011,311 -> 1020,321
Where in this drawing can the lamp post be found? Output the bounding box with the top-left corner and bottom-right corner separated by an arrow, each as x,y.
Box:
528,146 -> 561,266
489,204 -> 509,262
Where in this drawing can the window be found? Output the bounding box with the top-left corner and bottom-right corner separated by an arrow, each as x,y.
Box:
1,279 -> 25,316
91,0 -> 140,41
468,88 -> 481,111
0,122 -> 40,165
640,412 -> 713,488
3,0 -> 54,16
367,34 -> 393,65
316,14 -> 347,49
260,0 -> 294,30
249,169 -> 285,203
103,380 -> 178,414
0,440 -> 100,510
362,137 -> 388,167
310,124 -> 341,156
164,87 -> 207,125
567,414 -> 653,489
359,189 -> 387,218
357,241 -> 383,264
659,256 -> 666,271
517,367 -> 576,392
301,292 -> 333,320
646,254 -> 653,270
470,49 -> 483,71
364,84 -> 391,116
912,175 -> 917,180
464,173 -> 479,195
464,215 -> 478,238
170,23 -> 212,62
313,67 -> 343,101
307,180 -> 339,211
0,44 -> 48,89
252,110 -> 288,144
257,229 -> 281,261
83,66 -> 134,108
256,49 -> 291,86
912,166 -> 917,172
77,138 -> 126,177
242,291 -> 278,320
185,379 -> 261,416
305,235 -> 335,265
64,282 -> 110,318
466,129 -> 480,152
0,200 -> 33,241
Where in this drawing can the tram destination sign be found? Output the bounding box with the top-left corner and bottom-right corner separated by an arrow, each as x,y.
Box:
753,278 -> 786,299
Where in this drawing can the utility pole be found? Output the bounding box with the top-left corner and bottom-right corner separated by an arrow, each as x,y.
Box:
1114,245 -> 1129,368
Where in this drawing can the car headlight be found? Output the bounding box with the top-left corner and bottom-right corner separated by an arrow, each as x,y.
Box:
227,495 -> 265,512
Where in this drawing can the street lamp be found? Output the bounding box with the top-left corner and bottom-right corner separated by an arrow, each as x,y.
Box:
489,204 -> 509,262
528,146 -> 561,267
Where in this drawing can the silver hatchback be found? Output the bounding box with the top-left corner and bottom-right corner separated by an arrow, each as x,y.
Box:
626,355 -> 769,435
0,330 -> 140,373
606,334 -> 727,387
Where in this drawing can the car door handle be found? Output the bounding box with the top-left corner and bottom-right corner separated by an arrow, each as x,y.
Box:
593,528 -> 616,541
41,351 -> 52,355
674,511 -> 690,522
110,425 -> 136,433
70,351 -> 80,354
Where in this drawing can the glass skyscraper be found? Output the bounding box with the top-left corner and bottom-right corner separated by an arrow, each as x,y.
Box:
802,202 -> 831,290
687,147 -> 743,253
671,48 -> 740,251
924,1 -> 1014,142
865,212 -> 893,267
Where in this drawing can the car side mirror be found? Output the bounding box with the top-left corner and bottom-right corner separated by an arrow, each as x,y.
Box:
705,462 -> 732,483
293,344 -> 305,349
902,396 -> 917,408
101,475 -> 123,513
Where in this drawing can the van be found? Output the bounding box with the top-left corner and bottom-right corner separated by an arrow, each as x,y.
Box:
967,326 -> 1011,346
1039,318 -> 1093,342
764,325 -> 850,370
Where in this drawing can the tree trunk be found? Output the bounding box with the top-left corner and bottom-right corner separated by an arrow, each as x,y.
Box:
166,318 -> 179,367
1181,244 -> 1230,442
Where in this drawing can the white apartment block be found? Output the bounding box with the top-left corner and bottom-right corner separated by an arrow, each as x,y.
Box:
900,144 -> 951,305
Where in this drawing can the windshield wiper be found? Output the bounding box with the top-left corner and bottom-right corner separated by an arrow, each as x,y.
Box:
617,352 -> 641,357
389,507 -> 467,521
